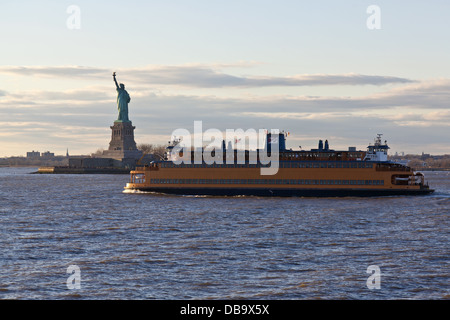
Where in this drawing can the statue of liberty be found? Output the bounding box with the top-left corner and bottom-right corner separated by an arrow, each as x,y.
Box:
113,72 -> 130,122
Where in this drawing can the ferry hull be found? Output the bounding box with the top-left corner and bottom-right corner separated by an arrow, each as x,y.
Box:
125,186 -> 434,197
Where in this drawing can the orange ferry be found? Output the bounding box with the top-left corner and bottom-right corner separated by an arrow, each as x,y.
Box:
124,133 -> 434,197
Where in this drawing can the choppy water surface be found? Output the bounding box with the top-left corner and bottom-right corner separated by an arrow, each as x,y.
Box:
0,167 -> 448,299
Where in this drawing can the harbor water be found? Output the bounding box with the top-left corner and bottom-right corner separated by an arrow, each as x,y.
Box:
0,167 -> 448,299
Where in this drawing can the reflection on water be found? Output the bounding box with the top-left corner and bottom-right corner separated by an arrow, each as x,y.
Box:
0,167 -> 448,299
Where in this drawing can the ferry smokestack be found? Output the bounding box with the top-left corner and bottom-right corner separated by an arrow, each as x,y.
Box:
265,132 -> 286,153
318,140 -> 323,151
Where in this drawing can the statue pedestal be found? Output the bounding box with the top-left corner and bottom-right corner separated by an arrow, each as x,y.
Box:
102,120 -> 142,161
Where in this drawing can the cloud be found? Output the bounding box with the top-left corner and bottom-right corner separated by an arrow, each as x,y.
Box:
0,66 -> 106,79
0,65 -> 415,88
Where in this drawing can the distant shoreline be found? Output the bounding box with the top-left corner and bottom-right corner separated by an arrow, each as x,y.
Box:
0,165 -> 39,168
32,166 -> 130,174
1,165 -> 449,172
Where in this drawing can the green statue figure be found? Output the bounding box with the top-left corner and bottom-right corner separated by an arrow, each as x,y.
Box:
113,72 -> 130,122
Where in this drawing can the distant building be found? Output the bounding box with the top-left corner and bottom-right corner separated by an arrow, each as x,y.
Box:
26,151 -> 40,158
41,151 -> 55,159
421,152 -> 431,160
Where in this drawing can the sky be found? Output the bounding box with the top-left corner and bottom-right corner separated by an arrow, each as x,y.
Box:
1,0 -> 450,157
